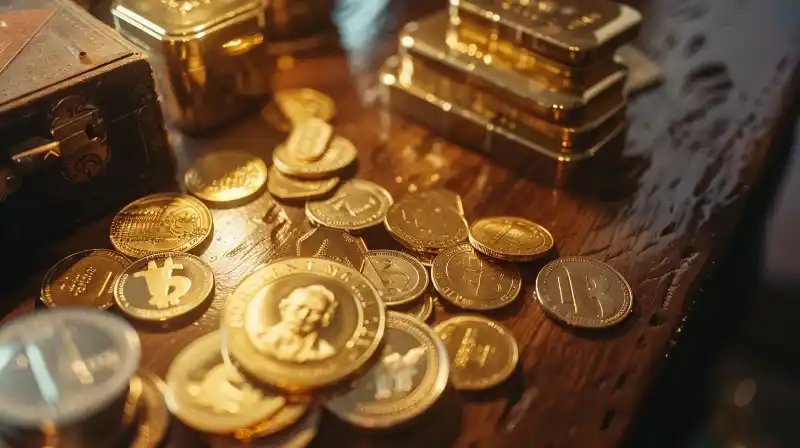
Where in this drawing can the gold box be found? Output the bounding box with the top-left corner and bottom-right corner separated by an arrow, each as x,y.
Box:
112,0 -> 275,133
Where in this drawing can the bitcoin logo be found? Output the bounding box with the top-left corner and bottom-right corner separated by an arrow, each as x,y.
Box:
134,257 -> 192,309
552,266 -> 611,319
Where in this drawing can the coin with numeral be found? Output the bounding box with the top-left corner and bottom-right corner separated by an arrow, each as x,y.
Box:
363,250 -> 428,306
535,257 -> 633,328
41,249 -> 130,309
469,217 -> 554,261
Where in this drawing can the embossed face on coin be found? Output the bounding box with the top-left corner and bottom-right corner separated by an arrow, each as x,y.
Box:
535,257 -> 633,328
325,312 -> 448,428
434,315 -> 518,390
110,193 -> 213,259
114,252 -> 214,322
41,249 -> 130,309
273,136 -> 357,179
185,151 -> 268,204
469,217 -> 554,261
431,244 -> 521,310
385,198 -> 469,253
275,88 -> 336,126
268,166 -> 340,201
306,179 -> 393,232
363,250 -> 429,306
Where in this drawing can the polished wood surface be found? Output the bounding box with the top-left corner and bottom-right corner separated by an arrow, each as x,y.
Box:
2,0 -> 800,446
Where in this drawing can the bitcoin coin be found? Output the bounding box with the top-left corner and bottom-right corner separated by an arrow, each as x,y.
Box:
185,151 -> 268,204
535,257 -> 633,328
113,252 -> 214,322
469,217 -> 554,261
41,249 -> 130,309
272,136 -> 357,179
394,293 -> 435,322
268,166 -> 340,200
431,244 -> 521,310
275,88 -> 336,126
384,198 -> 469,253
416,189 -> 465,216
306,179 -> 393,232
363,250 -> 428,306
166,331 -> 303,434
434,315 -> 518,390
110,193 -> 213,259
285,117 -> 333,162
222,258 -> 385,392
130,374 -> 170,448
325,312 -> 448,428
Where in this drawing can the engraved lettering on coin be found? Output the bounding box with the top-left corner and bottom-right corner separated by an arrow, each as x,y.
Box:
385,198 -> 469,252
363,250 -> 428,306
306,179 -> 393,232
469,217 -> 554,261
41,250 -> 130,309
134,257 -> 192,309
185,151 -> 268,204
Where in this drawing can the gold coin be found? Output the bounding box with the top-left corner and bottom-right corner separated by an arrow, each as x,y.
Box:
295,228 -> 368,271
285,117 -> 333,162
267,166 -> 340,200
166,331 -> 304,434
325,312 -> 448,428
305,179 -> 393,232
110,193 -> 213,259
41,249 -> 130,309
415,189 -> 465,216
240,406 -> 321,448
469,217 -> 554,261
384,198 -> 469,253
434,315 -> 518,390
185,151 -> 268,204
232,400 -> 311,442
363,250 -> 428,306
130,374 -> 171,448
261,100 -> 293,132
275,88 -> 336,126
113,252 -> 214,322
431,243 -> 521,310
222,258 -> 386,392
535,257 -> 633,328
394,293 -> 435,322
273,136 -> 357,179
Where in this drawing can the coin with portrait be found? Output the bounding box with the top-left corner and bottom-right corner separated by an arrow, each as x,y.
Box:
110,193 -> 213,258
268,166 -> 340,200
222,258 -> 385,391
41,249 -> 130,309
275,88 -> 336,126
306,179 -> 393,232
114,252 -> 214,322
394,293 -> 435,322
469,217 -> 554,261
434,315 -> 518,390
185,151 -> 268,204
431,244 -> 521,310
384,198 -> 469,253
363,250 -> 428,306
325,312 -> 448,428
535,257 -> 633,328
273,136 -> 357,179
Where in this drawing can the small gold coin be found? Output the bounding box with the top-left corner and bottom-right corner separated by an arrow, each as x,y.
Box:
285,117 -> 333,162
275,88 -> 336,126
306,179 -> 393,232
110,193 -> 213,259
535,257 -> 633,328
113,252 -> 214,322
469,217 -> 554,261
385,197 -> 469,253
415,189 -> 465,216
431,244 -> 521,310
394,293 -> 435,322
130,374 -> 171,448
166,331 -> 304,434
267,166 -> 340,200
363,250 -> 428,306
185,151 -> 268,204
434,315 -> 518,390
41,249 -> 130,309
273,136 -> 357,179
325,312 -> 449,428
222,258 -> 386,392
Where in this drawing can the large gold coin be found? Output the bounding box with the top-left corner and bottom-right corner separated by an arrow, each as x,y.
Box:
434,315 -> 518,390
273,136 -> 357,179
110,193 -> 213,258
431,244 -> 521,310
185,151 -> 268,204
469,217 -> 554,261
325,312 -> 448,428
285,117 -> 333,162
275,88 -> 336,126
267,166 -> 339,200
305,179 -> 393,232
222,258 -> 386,392
384,198 -> 469,253
535,257 -> 633,328
363,250 -> 428,306
41,249 -> 130,309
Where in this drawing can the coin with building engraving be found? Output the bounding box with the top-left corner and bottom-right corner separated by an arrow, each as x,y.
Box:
434,315 -> 518,390
113,252 -> 214,322
268,166 -> 340,200
535,257 -> 633,328
324,312 -> 448,428
222,258 -> 385,392
394,293 -> 435,322
185,151 -> 268,204
275,88 -> 336,126
384,197 -> 469,253
469,217 -> 554,261
306,179 -> 393,232
363,250 -> 428,306
110,193 -> 213,258
41,249 -> 130,309
129,373 -> 170,448
273,136 -> 357,179
431,244 -> 521,310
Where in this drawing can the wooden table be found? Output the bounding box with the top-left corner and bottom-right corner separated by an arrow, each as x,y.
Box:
3,0 -> 800,446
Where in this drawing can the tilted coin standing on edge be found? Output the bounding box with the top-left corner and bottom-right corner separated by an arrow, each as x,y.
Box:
469,216 -> 554,262
384,196 -> 469,253
110,193 -> 213,259
431,243 -> 522,310
324,312 -> 449,428
275,88 -> 336,126
114,252 -> 215,322
129,373 -> 171,448
535,256 -> 633,328
394,293 -> 435,322
268,166 -> 340,200
285,117 -> 333,162
185,151 -> 268,204
363,250 -> 429,306
434,315 -> 518,391
222,258 -> 386,392
272,136 -> 357,179
306,179 -> 394,232
41,249 -> 130,309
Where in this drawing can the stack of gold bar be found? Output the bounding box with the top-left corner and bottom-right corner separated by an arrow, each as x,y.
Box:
381,0 -> 642,186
